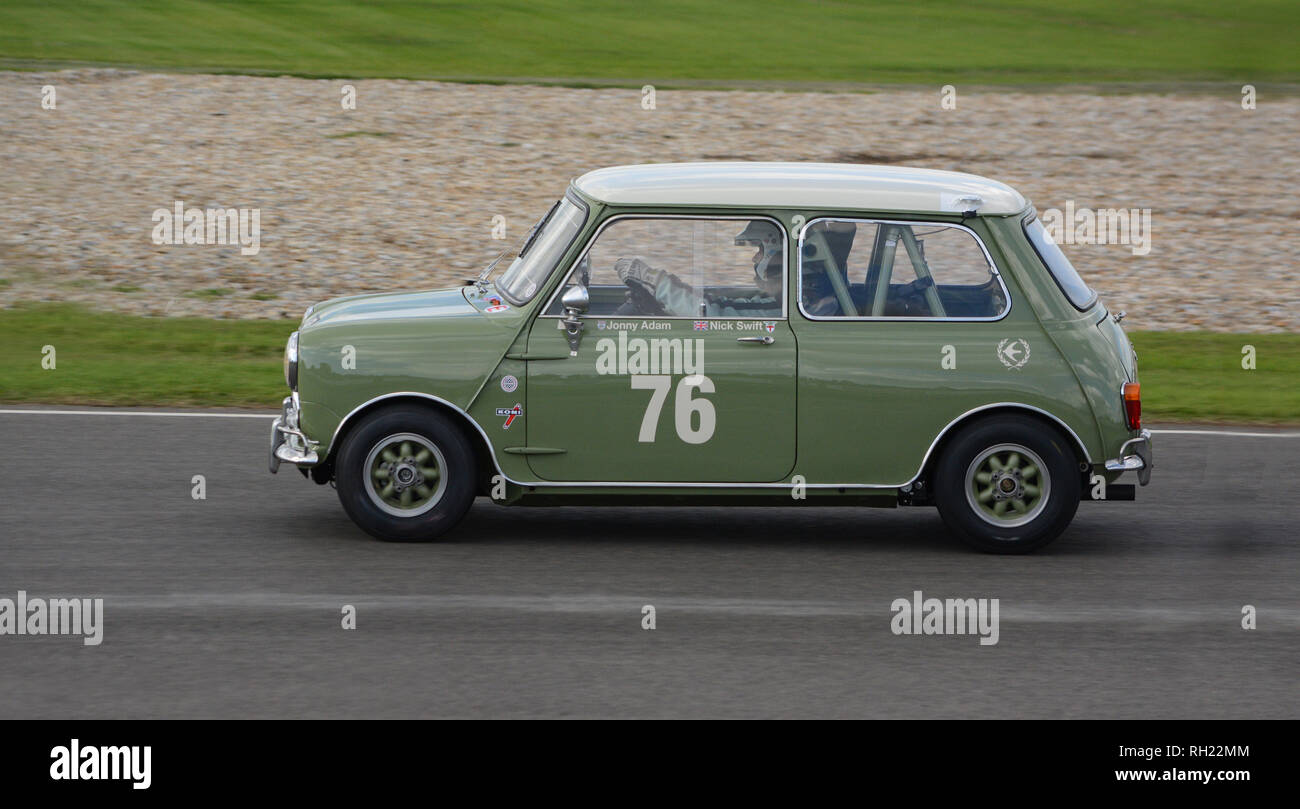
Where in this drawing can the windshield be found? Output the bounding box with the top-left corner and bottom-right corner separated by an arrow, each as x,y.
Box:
496,196 -> 588,304
1023,216 -> 1096,310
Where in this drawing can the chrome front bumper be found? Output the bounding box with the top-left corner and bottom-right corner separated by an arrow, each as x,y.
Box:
1103,428 -> 1152,486
268,394 -> 319,473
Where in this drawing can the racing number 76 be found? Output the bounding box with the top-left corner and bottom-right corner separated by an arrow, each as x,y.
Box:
631,374 -> 715,444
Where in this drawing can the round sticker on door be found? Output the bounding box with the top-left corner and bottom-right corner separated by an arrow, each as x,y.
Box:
485,304 -> 510,313
500,374 -> 518,393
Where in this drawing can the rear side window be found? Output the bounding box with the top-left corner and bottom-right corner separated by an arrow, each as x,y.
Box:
1023,217 -> 1096,310
798,219 -> 1007,319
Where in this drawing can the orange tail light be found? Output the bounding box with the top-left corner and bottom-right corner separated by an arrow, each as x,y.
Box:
1123,382 -> 1141,430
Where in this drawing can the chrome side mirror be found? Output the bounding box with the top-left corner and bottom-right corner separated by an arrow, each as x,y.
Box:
561,285 -> 589,315
560,285 -> 589,356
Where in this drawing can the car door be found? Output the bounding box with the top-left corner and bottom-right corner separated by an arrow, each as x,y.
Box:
523,214 -> 797,483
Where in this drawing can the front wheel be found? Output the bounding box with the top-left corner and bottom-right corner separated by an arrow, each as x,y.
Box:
335,405 -> 478,542
933,416 -> 1080,554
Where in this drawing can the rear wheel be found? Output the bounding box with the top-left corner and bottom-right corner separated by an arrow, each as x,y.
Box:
933,416 -> 1080,553
335,405 -> 477,541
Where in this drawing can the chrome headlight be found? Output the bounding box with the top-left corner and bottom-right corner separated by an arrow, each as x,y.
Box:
284,331 -> 299,390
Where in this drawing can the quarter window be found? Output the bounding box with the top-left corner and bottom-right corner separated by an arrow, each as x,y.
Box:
799,219 -> 1007,319
546,217 -> 785,318
1023,216 -> 1096,310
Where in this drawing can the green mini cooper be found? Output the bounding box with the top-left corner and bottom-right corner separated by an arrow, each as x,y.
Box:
270,163 -> 1151,553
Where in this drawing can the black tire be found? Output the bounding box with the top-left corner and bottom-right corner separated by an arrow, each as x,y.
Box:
335,404 -> 478,542
933,415 -> 1081,554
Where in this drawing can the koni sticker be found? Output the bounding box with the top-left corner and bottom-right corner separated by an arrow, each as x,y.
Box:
495,404 -> 522,429
485,304 -> 510,314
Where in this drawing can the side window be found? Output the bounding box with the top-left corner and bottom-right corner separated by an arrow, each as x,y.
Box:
1023,217 -> 1096,310
546,217 -> 785,318
800,219 -> 1007,319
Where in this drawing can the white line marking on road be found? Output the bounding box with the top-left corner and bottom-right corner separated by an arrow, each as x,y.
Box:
86,593 -> 1300,624
1150,429 -> 1300,438
0,409 -> 275,419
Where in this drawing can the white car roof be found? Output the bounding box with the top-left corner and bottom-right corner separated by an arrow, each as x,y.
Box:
573,162 -> 1028,216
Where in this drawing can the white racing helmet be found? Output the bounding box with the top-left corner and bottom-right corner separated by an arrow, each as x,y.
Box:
734,220 -> 783,286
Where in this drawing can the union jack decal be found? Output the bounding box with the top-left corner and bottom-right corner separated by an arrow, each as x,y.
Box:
693,321 -> 708,331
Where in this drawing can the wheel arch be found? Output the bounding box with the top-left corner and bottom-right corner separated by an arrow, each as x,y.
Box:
917,403 -> 1091,484
326,392 -> 501,493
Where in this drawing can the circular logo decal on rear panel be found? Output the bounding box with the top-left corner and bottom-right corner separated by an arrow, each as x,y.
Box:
997,338 -> 1031,369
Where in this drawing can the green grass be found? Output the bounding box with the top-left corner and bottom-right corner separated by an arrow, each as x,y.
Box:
1,305 -> 1296,421
0,1 -> 1296,86
1129,332 -> 1299,424
0,304 -> 289,407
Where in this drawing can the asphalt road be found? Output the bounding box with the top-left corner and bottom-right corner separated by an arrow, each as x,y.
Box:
1,410 -> 1297,719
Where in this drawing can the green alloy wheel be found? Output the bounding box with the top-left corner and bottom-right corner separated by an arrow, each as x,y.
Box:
964,443 -> 1050,528
363,433 -> 447,517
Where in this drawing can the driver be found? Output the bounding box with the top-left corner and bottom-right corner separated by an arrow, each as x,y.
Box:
614,220 -> 782,317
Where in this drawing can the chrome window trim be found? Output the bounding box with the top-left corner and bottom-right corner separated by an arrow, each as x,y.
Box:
795,216 -> 1012,323
329,395 -> 1090,490
537,213 -> 789,321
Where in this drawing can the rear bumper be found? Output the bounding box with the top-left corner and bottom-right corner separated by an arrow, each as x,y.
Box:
268,394 -> 319,473
1104,428 -> 1152,486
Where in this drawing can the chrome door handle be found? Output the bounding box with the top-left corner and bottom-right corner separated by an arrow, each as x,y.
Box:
737,336 -> 774,345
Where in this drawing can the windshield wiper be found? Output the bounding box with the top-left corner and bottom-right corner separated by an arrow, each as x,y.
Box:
471,201 -> 560,293
478,250 -> 507,282
518,202 -> 559,260
465,251 -> 505,294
